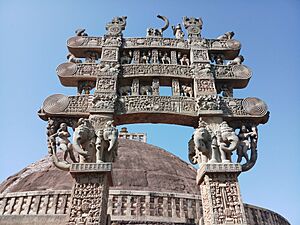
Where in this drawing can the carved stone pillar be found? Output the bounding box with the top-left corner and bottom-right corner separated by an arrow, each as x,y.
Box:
67,163 -> 113,225
172,79 -> 180,96
197,164 -> 248,225
131,78 -> 139,96
152,78 -> 160,96
170,50 -> 177,64
132,50 -> 140,64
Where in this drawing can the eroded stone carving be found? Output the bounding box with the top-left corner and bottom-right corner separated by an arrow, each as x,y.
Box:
189,119 -> 240,165
227,55 -> 244,65
96,120 -> 118,163
78,81 -> 96,95
73,118 -> 96,163
183,16 -> 203,40
67,53 -> 82,63
75,28 -> 88,36
196,95 -> 220,111
172,24 -> 185,40
218,121 -> 239,163
146,15 -> 169,37
217,31 -> 235,40
237,125 -> 258,172
106,16 -> 127,36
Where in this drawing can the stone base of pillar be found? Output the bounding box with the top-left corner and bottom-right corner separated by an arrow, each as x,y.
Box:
197,163 -> 248,225
67,163 -> 113,225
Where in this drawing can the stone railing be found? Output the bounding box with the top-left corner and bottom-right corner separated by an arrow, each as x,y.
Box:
0,190 -> 290,225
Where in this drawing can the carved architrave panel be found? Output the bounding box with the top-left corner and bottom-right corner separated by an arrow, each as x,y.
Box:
116,96 -> 196,115
102,48 -> 119,62
194,79 -> 217,97
122,64 -> 191,78
96,76 -> 117,93
91,94 -> 117,113
191,49 -> 209,63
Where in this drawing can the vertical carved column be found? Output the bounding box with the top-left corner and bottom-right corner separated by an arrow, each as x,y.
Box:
171,50 -> 177,64
131,78 -> 139,96
196,164 -> 248,225
172,79 -> 180,96
190,48 -> 217,98
132,50 -> 140,64
67,163 -> 112,225
152,78 -> 160,96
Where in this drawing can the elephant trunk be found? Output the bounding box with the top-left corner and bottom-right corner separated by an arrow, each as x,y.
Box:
73,134 -> 88,157
220,135 -> 239,152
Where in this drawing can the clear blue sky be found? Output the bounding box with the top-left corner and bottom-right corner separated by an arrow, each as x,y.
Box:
0,0 -> 299,224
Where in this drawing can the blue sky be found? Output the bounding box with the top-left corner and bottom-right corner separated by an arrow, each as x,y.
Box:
0,0 -> 299,224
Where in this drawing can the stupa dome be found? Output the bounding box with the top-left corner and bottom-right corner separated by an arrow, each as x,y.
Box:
0,140 -> 290,225
0,139 -> 198,195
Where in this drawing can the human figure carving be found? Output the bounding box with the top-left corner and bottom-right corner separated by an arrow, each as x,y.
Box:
237,126 -> 255,163
227,55 -> 244,65
172,24 -> 184,39
56,123 -> 78,163
217,121 -> 239,163
96,120 -> 118,163
179,54 -> 190,66
140,51 -> 150,64
217,31 -> 234,40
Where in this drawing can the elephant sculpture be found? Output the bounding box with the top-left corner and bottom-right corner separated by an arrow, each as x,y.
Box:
72,118 -> 96,163
181,85 -> 193,97
119,86 -> 132,96
140,85 -> 152,95
188,121 -> 212,164
96,121 -> 118,163
218,121 -> 239,163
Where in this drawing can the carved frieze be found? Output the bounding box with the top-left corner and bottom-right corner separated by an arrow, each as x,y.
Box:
214,65 -> 252,79
92,94 -> 117,112
191,49 -> 209,63
123,38 -> 189,49
102,48 -> 119,61
96,76 -> 117,92
67,36 -> 104,47
116,96 -> 196,115
194,79 -> 216,96
122,64 -> 191,78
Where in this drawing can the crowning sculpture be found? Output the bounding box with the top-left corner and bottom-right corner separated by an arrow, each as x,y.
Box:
39,15 -> 269,225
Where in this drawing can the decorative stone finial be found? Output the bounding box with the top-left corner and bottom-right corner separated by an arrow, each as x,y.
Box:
146,15 -> 169,37
106,16 -> 127,36
182,16 -> 203,39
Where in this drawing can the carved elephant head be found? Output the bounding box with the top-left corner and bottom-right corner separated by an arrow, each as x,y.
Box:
219,121 -> 239,153
73,119 -> 96,163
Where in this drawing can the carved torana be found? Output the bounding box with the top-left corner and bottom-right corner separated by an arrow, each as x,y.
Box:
39,15 -> 270,225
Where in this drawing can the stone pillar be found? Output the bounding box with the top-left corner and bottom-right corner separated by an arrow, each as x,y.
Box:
196,164 -> 248,225
67,163 -> 113,225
